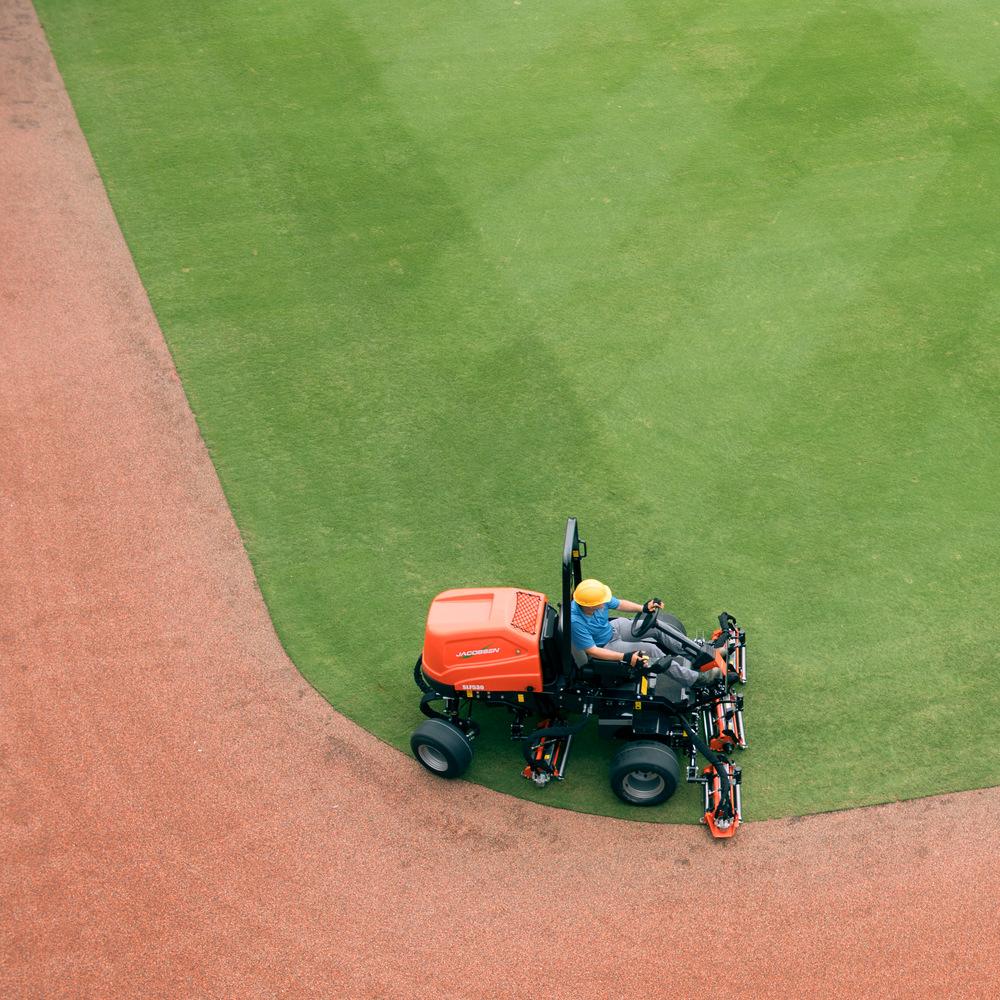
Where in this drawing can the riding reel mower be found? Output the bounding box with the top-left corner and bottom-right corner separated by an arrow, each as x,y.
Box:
410,519 -> 748,837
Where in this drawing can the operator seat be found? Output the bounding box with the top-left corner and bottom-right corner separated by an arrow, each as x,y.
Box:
571,643 -> 633,688
538,603 -> 564,684
572,639 -> 700,703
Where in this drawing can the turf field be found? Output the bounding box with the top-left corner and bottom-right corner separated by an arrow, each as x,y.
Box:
35,0 -> 999,821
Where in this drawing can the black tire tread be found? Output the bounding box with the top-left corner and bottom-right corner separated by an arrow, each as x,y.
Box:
609,740 -> 680,806
410,718 -> 473,779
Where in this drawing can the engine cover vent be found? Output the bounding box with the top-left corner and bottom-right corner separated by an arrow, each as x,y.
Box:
512,590 -> 541,634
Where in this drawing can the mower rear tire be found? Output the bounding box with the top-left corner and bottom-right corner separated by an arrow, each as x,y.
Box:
659,612 -> 687,635
411,719 -> 473,779
610,741 -> 680,806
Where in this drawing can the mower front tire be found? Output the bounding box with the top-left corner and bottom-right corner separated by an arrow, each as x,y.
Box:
610,741 -> 680,806
658,612 -> 686,635
410,719 -> 473,779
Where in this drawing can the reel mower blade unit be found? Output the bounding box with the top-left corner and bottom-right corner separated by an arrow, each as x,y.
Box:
701,762 -> 742,839
522,720 -> 573,786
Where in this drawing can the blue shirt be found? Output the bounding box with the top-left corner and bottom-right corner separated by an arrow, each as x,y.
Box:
570,596 -> 620,650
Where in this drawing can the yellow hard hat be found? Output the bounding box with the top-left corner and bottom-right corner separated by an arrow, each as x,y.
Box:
573,579 -> 613,607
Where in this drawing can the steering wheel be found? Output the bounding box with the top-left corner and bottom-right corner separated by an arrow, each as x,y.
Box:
630,603 -> 660,640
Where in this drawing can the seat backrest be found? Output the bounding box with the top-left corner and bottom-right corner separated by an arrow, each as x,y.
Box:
539,603 -> 564,684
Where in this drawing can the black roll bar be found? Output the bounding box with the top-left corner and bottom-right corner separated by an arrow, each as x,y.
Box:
561,517 -> 585,676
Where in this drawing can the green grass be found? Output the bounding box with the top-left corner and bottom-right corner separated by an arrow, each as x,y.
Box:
35,0 -> 1000,821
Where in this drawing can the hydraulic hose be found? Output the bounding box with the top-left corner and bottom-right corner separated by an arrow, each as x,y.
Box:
413,656 -> 432,692
665,704 -> 734,821
418,676 -> 522,722
419,689 -> 448,720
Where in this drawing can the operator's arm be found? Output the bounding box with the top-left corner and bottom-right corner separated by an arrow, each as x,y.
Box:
585,645 -> 644,666
616,598 -> 663,613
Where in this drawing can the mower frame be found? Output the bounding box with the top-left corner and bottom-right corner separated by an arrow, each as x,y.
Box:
412,518 -> 748,836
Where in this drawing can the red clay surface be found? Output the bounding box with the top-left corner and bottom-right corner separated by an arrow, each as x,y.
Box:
2,2 -> 998,996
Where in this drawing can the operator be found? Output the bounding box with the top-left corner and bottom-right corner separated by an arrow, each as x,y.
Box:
570,579 -> 722,687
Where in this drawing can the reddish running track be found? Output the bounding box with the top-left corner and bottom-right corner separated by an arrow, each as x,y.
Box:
1,2 -> 997,996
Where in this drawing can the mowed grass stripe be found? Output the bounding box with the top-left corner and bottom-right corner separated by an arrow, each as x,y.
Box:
36,0 -> 1000,820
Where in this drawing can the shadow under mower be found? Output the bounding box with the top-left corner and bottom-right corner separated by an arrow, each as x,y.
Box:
411,518 -> 748,838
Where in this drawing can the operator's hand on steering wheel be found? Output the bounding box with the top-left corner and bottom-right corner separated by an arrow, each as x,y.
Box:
644,598 -> 663,613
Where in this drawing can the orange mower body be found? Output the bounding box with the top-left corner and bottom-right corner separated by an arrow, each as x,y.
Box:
421,588 -> 547,693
